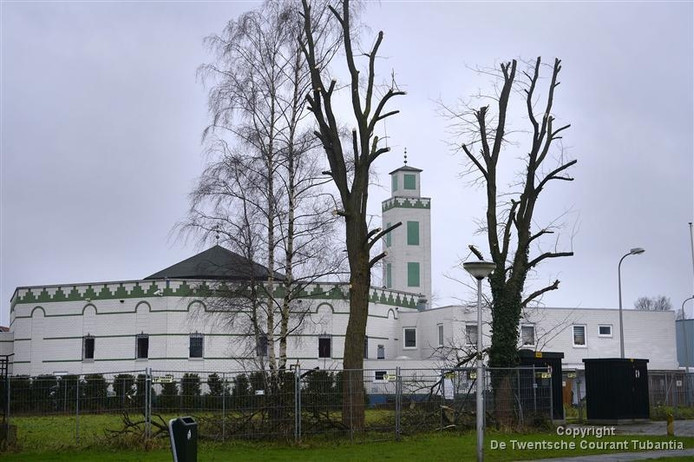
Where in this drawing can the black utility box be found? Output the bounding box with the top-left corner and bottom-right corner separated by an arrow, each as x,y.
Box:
169,416 -> 197,462
583,358 -> 649,422
518,350 -> 565,420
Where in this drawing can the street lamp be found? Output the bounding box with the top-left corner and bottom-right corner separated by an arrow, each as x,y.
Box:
618,247 -> 645,358
463,260 -> 496,462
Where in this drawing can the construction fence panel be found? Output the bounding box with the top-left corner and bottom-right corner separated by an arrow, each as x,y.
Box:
2,365 -> 559,448
649,370 -> 694,409
150,369 -> 297,441
3,370 -> 149,447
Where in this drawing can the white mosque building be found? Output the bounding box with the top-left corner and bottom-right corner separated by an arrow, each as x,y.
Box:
1,164 -> 679,387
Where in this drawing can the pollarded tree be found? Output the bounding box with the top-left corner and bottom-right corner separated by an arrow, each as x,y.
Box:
299,0 -> 404,429
444,58 -> 577,370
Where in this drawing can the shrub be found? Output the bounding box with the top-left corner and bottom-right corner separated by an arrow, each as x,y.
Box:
181,373 -> 201,410
83,374 -> 108,411
159,380 -> 178,411
112,374 -> 135,409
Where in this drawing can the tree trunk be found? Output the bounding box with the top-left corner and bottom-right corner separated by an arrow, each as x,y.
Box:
338,209 -> 370,430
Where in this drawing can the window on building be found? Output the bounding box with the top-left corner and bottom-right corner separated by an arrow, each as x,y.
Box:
386,263 -> 392,288
318,336 -> 332,358
83,335 -> 95,360
437,324 -> 444,347
573,325 -> 586,347
391,175 -> 398,193
407,221 -> 420,246
385,222 -> 392,247
598,325 -> 612,337
189,334 -> 204,358
403,174 -> 416,190
364,336 -> 369,359
136,334 -> 149,359
377,344 -> 385,359
374,371 -> 387,382
521,325 -> 535,346
407,262 -> 420,287
256,333 -> 268,357
465,324 -> 478,345
403,328 -> 417,349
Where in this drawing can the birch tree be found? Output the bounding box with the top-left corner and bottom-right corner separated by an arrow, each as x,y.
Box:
183,0 -> 342,378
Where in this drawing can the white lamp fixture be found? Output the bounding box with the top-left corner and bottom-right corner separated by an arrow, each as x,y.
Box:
463,261 -> 496,280
463,259 -> 495,462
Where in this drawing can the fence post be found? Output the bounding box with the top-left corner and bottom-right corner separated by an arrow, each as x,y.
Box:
395,367 -> 401,441
439,369 -> 444,434
75,375 -> 80,444
517,368 -> 523,425
349,369 -> 354,441
6,361 -> 11,446
294,366 -> 301,443
576,375 -> 583,423
532,365 -> 537,413
145,368 -> 152,439
222,372 -> 226,441
549,367 -> 554,422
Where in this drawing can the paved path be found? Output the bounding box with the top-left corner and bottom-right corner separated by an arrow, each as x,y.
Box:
516,420 -> 694,461
529,448 -> 694,461
609,420 -> 694,437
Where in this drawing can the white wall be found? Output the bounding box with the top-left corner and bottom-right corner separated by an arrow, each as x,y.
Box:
7,277 -> 679,377
8,280 -> 420,376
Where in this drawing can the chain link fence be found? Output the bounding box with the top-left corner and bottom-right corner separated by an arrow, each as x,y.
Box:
1,366 -> 554,447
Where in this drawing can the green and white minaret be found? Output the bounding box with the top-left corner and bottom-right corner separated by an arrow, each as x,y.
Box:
382,154 -> 432,308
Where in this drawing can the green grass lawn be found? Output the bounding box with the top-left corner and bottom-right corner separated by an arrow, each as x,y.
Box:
3,433 -> 694,462
4,414 -> 694,461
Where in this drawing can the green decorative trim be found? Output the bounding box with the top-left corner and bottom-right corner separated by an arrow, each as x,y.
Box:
11,280 -> 418,310
41,332 -> 351,341
37,356 -> 347,363
382,197 -> 431,212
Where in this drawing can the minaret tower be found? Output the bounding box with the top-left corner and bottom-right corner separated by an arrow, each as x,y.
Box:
381,151 -> 432,308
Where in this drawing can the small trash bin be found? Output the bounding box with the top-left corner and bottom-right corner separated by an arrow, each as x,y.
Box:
169,416 -> 197,462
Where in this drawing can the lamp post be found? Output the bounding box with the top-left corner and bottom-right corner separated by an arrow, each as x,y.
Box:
463,260 -> 496,462
618,247 -> 645,358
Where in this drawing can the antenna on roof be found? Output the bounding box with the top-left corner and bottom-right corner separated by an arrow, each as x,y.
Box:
403,148 -> 408,165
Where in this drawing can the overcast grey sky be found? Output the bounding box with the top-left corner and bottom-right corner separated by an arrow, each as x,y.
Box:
2,1 -> 693,327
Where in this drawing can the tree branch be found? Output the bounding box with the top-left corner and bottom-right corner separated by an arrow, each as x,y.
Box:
522,280 -> 560,307
527,251 -> 574,270
369,221 -> 402,250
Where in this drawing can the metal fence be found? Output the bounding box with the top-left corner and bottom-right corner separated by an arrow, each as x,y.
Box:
649,370 -> 694,408
0,366 -> 553,447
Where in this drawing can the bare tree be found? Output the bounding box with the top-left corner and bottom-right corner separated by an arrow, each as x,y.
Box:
182,0 -> 344,379
299,0 -> 404,429
634,295 -> 673,311
442,58 -> 576,422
